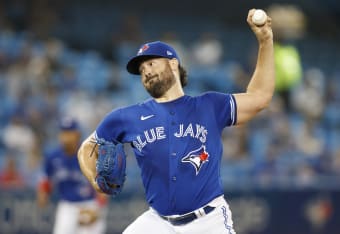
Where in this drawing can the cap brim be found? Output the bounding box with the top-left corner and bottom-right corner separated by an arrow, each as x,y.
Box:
126,55 -> 161,75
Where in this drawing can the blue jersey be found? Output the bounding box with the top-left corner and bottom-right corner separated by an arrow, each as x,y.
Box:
96,92 -> 237,215
44,147 -> 96,202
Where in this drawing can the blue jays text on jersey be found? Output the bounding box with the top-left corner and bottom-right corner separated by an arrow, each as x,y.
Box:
95,92 -> 237,216
43,147 -> 96,202
132,123 -> 208,152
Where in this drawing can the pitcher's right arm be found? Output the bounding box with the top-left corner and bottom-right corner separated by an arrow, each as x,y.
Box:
78,133 -> 102,192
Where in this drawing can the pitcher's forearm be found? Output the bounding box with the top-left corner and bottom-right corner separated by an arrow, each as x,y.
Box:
78,134 -> 102,192
247,39 -> 275,108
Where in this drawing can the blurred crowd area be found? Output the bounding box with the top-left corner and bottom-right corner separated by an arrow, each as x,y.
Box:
0,1 -> 340,192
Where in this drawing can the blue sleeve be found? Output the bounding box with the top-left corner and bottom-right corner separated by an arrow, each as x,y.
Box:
203,92 -> 237,128
95,108 -> 126,142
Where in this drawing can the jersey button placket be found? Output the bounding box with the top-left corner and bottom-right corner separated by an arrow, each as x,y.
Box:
170,110 -> 175,126
168,108 -> 177,211
171,198 -> 176,207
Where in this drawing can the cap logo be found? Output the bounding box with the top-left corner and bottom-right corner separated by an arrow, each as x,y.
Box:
138,44 -> 149,55
166,50 -> 173,56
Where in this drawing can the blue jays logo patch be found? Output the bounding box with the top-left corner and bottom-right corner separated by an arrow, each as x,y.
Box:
138,44 -> 149,55
181,145 -> 209,175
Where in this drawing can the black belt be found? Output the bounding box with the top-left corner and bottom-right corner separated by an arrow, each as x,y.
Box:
160,205 -> 215,226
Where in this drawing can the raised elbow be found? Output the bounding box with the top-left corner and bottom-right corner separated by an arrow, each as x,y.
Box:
256,94 -> 273,111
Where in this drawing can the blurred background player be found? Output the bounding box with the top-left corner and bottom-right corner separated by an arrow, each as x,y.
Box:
37,117 -> 107,234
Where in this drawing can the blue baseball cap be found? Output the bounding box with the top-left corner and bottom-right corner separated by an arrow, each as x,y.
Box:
126,41 -> 180,75
59,117 -> 80,131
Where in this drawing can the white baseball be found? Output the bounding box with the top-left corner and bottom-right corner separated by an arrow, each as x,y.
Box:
252,9 -> 267,26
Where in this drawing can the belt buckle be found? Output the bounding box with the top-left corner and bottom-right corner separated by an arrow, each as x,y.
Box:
162,205 -> 215,226
194,207 -> 206,218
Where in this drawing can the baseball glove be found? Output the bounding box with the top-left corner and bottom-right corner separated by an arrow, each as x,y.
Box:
95,138 -> 126,196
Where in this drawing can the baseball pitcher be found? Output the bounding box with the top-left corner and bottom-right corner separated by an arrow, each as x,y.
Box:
78,9 -> 274,233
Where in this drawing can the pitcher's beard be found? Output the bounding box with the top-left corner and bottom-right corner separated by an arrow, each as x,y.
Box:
145,68 -> 176,98
146,80 -> 166,98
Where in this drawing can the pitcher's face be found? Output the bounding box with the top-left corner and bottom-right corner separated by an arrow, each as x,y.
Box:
139,58 -> 176,98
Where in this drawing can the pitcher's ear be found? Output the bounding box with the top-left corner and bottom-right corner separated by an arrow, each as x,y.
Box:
169,58 -> 179,71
